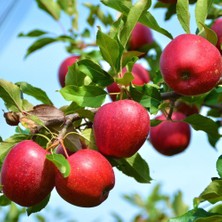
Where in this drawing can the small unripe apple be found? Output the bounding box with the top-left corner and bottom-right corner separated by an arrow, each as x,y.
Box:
160,34 -> 222,96
107,63 -> 150,101
149,112 -> 191,156
175,101 -> 199,116
1,140 -> 55,207
55,149 -> 115,207
129,23 -> 154,52
58,55 -> 80,87
211,18 -> 222,54
93,99 -> 150,158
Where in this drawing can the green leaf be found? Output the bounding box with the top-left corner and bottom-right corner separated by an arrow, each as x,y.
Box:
36,0 -> 61,20
0,195 -> 11,206
119,0 -> 151,48
116,72 -> 134,86
96,30 -> 123,73
198,23 -> 218,45
25,37 -> 57,58
46,153 -> 70,177
77,59 -> 114,87
27,194 -> 50,216
172,191 -> 189,217
216,156 -> 222,178
196,179 -> 222,205
195,0 -> 213,33
60,85 -> 107,108
110,153 -> 152,183
184,114 -> 221,147
169,208 -> 222,222
0,79 -> 23,112
18,29 -> 48,37
57,0 -> 78,17
16,82 -> 53,105
176,0 -> 190,33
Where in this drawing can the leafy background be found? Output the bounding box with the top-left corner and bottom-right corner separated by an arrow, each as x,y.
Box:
0,0 -> 221,221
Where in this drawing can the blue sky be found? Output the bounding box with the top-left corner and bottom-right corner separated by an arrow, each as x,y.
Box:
0,1 -> 221,221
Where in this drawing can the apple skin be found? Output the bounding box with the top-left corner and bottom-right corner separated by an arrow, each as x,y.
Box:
175,101 -> 199,116
107,63 -> 150,101
58,55 -> 80,87
149,112 -> 191,156
160,34 -> 222,96
211,18 -> 222,54
129,23 -> 154,52
1,140 -> 55,207
93,99 -> 150,158
55,149 -> 115,207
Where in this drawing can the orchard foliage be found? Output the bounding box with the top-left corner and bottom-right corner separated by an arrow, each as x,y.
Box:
1,0 -> 222,221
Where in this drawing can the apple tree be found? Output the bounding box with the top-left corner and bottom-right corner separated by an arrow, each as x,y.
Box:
1,0 -> 222,221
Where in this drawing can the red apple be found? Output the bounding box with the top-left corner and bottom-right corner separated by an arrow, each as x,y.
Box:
160,34 -> 222,96
55,149 -> 115,207
93,99 -> 150,158
1,140 -> 55,207
149,112 -> 191,156
129,23 -> 154,52
175,101 -> 199,116
107,63 -> 150,101
211,17 -> 222,54
58,55 -> 80,87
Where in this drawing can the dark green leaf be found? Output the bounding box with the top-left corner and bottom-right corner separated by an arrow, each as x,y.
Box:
25,38 -> 57,58
96,30 -> 123,73
176,0 -> 190,33
216,155 -> 222,178
46,153 -> 70,177
60,85 -> 107,108
27,194 -> 50,216
77,59 -> 114,87
0,79 -> 23,112
184,114 -> 221,147
36,0 -> 61,20
18,29 -> 48,37
16,82 -> 53,105
169,208 -> 222,222
110,153 -> 152,183
0,195 -> 11,206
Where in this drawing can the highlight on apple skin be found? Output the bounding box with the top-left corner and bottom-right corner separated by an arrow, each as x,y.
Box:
93,99 -> 150,158
160,34 -> 222,96
149,112 -> 191,156
55,149 -> 115,207
58,55 -> 80,87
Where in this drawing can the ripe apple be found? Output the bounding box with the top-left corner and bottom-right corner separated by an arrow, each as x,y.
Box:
160,34 -> 222,96
211,18 -> 222,54
149,112 -> 191,156
107,63 -> 150,101
93,99 -> 150,158
1,140 -> 55,207
175,101 -> 199,116
129,23 -> 154,52
55,149 -> 115,207
58,55 -> 79,87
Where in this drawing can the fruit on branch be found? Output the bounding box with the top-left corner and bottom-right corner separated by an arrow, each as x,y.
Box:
55,149 -> 115,207
107,63 -> 150,101
175,101 -> 199,116
58,55 -> 80,87
211,17 -> 222,54
1,140 -> 55,207
149,112 -> 191,156
128,23 -> 154,53
160,34 -> 222,96
93,99 -> 150,158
